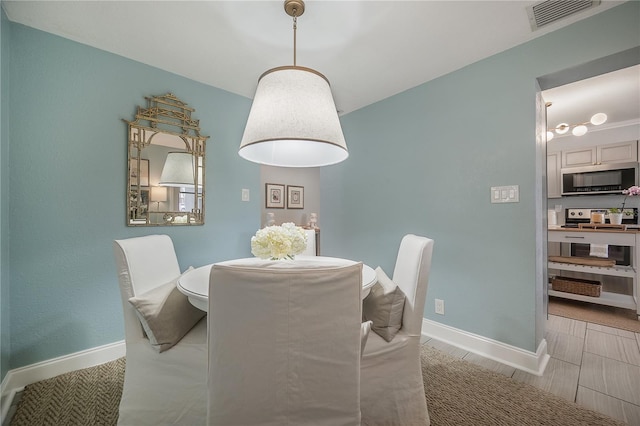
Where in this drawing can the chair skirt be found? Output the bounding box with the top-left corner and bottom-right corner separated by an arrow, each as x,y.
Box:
117,318 -> 208,426
360,332 -> 430,426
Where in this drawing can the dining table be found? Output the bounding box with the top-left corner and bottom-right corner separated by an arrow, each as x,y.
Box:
177,256 -> 377,312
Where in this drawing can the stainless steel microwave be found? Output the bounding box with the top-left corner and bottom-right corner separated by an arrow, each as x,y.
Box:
561,162 -> 639,196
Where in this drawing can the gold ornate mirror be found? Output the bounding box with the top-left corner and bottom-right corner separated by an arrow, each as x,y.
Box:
125,93 -> 208,226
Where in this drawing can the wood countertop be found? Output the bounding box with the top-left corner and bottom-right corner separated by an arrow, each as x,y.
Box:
548,225 -> 640,234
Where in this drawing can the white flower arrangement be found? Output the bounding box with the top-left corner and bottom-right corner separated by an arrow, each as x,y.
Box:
251,222 -> 308,260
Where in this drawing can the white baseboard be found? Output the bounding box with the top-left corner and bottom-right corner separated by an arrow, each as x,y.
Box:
1,321 -> 550,422
422,318 -> 550,376
0,340 -> 125,423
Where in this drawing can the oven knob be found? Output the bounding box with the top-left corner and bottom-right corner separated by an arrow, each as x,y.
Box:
577,212 -> 583,216
569,212 -> 575,216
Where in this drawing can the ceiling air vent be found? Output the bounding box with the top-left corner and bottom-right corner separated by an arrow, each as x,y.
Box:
527,0 -> 601,31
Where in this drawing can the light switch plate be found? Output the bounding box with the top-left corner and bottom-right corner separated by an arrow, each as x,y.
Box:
241,188 -> 250,202
490,185 -> 519,203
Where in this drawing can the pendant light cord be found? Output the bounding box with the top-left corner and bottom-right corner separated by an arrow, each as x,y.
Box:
293,14 -> 298,66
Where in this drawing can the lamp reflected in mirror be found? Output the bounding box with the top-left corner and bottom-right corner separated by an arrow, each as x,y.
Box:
150,186 -> 168,211
159,152 -> 202,188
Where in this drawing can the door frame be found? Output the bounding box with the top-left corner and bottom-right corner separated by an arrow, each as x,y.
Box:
534,47 -> 640,340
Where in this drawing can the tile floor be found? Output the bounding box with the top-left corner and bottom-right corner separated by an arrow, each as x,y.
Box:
423,314 -> 640,425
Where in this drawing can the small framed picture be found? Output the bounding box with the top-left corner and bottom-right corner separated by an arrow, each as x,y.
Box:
129,159 -> 149,187
287,185 -> 304,209
265,183 -> 285,209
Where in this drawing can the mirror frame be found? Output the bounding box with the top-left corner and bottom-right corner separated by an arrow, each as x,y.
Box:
124,93 -> 208,226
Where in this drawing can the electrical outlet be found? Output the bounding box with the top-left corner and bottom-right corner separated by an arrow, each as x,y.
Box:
435,299 -> 445,315
241,188 -> 250,202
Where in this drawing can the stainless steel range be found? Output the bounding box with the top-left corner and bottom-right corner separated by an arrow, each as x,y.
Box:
563,207 -> 638,228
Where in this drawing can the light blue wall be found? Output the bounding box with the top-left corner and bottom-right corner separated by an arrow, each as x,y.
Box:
5,22 -> 260,370
1,8 -> 9,381
321,2 -> 640,352
1,2 -> 638,378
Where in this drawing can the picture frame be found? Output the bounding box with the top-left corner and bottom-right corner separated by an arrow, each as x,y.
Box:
265,183 -> 285,209
129,159 -> 149,187
287,185 -> 304,209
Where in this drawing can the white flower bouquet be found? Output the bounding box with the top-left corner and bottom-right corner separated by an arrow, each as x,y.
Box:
251,222 -> 307,260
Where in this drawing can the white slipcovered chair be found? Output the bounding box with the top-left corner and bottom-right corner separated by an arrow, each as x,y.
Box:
113,235 -> 207,425
207,258 -> 363,426
360,234 -> 434,426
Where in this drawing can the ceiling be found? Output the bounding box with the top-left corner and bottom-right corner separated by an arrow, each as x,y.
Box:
2,0 -> 636,122
543,64 -> 640,134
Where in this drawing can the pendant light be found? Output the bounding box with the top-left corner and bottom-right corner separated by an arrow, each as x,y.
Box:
239,0 -> 348,168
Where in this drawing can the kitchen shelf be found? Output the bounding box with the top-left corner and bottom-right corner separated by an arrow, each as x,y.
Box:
548,228 -> 640,320
548,285 -> 636,310
548,262 -> 635,278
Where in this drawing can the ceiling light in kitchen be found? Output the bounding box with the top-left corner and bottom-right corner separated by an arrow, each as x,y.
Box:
555,123 -> 569,134
572,125 -> 588,136
590,112 -> 608,126
549,113 -> 608,137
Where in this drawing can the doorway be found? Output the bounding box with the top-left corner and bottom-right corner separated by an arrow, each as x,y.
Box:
536,47 -> 640,333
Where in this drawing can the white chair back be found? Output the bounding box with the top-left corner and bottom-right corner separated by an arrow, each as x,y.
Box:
392,234 -> 434,335
113,234 -> 181,343
208,259 -> 362,426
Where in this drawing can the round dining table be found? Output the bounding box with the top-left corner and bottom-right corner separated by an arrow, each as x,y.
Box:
177,256 -> 377,312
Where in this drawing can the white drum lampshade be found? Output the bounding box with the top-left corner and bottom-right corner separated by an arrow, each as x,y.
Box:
159,152 -> 202,188
239,66 -> 348,168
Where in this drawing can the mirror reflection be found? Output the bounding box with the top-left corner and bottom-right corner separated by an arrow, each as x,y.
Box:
125,93 -> 208,226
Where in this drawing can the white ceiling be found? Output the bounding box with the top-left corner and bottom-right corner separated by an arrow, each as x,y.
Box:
543,64 -> 640,133
2,0 -> 636,123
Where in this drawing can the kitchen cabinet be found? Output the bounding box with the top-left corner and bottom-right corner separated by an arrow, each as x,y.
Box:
561,140 -> 637,167
547,151 -> 561,198
548,229 -> 639,320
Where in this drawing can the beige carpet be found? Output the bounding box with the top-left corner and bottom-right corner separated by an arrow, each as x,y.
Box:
549,296 -> 640,333
10,358 -> 124,426
10,345 -> 624,426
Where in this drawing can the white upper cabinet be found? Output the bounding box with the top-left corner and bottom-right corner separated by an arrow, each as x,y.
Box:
598,141 -> 638,164
562,141 -> 638,167
562,146 -> 596,167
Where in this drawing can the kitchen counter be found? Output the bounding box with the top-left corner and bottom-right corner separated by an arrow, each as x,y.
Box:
549,225 -> 640,233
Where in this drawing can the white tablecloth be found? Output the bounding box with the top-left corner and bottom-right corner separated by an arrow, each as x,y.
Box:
177,256 -> 377,312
